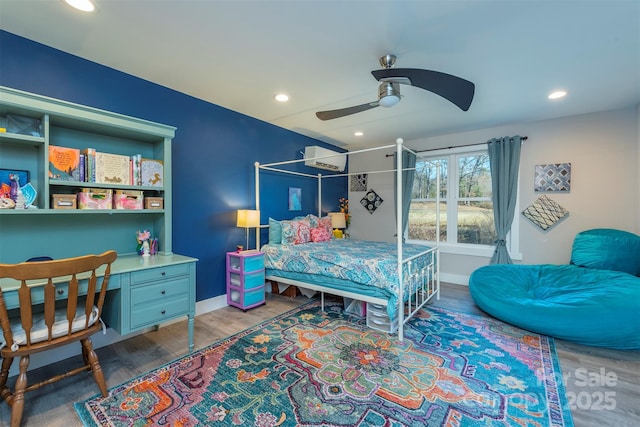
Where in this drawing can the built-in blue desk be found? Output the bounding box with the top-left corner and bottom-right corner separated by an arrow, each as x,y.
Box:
0,254 -> 197,352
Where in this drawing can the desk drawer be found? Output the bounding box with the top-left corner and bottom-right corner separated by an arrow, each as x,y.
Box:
131,294 -> 190,329
131,263 -> 190,285
131,277 -> 190,306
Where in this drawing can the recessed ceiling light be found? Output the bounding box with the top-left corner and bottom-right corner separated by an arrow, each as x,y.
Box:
354,131 -> 364,137
65,0 -> 95,12
274,94 -> 289,102
548,90 -> 567,100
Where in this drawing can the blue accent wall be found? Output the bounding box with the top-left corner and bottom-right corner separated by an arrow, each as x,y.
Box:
0,31 -> 347,301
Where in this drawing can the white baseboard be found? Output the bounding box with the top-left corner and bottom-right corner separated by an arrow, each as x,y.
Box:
196,294 -> 228,315
440,272 -> 469,286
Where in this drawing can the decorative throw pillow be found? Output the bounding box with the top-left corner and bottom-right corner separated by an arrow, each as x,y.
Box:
318,216 -> 332,234
268,217 -> 282,244
305,214 -> 320,228
281,220 -> 311,245
310,226 -> 332,242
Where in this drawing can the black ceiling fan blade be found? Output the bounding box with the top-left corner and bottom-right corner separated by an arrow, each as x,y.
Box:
372,68 -> 475,111
315,101 -> 380,121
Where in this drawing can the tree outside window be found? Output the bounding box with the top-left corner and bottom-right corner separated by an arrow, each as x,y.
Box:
408,150 -> 497,246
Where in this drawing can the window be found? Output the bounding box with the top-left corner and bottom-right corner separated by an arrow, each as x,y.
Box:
408,147 -> 499,249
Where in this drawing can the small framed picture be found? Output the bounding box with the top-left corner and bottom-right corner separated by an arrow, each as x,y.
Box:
288,187 -> 302,211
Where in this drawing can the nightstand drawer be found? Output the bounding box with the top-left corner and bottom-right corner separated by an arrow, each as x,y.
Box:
229,286 -> 264,308
228,252 -> 264,273
229,270 -> 265,290
131,263 -> 190,285
131,276 -> 190,306
131,294 -> 190,329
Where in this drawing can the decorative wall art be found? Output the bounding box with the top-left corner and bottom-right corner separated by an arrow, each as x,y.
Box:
535,163 -> 571,192
288,187 -> 302,211
522,195 -> 569,231
360,189 -> 383,214
350,173 -> 368,191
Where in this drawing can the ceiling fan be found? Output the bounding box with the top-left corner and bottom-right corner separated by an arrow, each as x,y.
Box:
315,54 -> 475,121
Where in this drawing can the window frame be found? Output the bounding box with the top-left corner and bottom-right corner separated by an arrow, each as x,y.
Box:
407,145 -> 521,260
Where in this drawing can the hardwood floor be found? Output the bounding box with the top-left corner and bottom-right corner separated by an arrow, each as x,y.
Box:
1,283 -> 638,426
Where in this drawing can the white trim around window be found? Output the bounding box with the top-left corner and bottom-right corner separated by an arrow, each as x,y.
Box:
411,144 -> 522,261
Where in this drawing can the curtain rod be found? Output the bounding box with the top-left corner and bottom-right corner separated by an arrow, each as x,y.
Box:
385,136 -> 528,156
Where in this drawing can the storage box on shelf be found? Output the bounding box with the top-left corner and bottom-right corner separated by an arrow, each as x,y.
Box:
51,194 -> 76,209
145,196 -> 163,210
78,188 -> 113,209
114,189 -> 144,210
226,251 -> 266,311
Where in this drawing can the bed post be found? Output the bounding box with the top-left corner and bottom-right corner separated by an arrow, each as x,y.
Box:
255,161 -> 261,249
436,161 -> 441,300
396,138 -> 404,342
317,173 -> 322,217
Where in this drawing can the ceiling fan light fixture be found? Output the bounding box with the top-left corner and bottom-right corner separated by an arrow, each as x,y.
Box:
378,82 -> 400,108
548,90 -> 567,100
64,0 -> 95,12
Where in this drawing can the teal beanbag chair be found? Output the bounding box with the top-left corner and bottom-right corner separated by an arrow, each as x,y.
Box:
469,229 -> 640,349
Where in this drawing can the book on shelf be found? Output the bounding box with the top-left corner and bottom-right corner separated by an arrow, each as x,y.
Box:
141,158 -> 163,187
79,153 -> 85,182
82,148 -> 96,183
95,151 -> 130,185
131,154 -> 142,186
49,145 -> 81,181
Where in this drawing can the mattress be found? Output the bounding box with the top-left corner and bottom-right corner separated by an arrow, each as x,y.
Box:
262,239 -> 435,318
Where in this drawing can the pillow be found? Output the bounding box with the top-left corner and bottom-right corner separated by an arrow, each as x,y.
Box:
310,226 -> 332,242
318,216 -> 332,234
571,228 -> 640,276
281,219 -> 311,245
268,217 -> 282,244
305,214 -> 320,228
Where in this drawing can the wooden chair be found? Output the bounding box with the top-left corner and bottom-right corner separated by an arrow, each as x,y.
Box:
0,250 -> 117,427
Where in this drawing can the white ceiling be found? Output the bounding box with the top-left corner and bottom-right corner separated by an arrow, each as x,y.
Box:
1,1 -> 639,150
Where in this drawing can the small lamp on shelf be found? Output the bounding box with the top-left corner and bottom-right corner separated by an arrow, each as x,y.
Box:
237,209 -> 260,250
330,212 -> 346,239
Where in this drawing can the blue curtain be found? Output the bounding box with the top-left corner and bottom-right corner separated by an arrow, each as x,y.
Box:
394,151 -> 417,241
488,136 -> 522,264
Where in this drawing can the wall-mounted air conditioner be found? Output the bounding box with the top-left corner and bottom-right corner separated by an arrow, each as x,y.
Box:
304,146 -> 346,172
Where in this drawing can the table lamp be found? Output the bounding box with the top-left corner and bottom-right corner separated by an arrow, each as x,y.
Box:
237,209 -> 260,250
330,212 -> 346,239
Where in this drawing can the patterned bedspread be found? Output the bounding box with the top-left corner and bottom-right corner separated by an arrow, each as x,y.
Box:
262,239 -> 434,297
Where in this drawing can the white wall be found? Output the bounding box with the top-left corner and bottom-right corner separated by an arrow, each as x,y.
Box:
348,106 -> 639,284
637,104 -> 640,231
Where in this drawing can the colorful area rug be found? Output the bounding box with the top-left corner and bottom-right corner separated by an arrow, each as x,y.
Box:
75,302 -> 573,426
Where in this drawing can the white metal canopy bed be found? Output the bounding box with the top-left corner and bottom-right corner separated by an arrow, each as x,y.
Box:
254,139 -> 440,341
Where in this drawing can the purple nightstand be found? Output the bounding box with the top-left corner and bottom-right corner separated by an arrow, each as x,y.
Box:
226,251 -> 265,311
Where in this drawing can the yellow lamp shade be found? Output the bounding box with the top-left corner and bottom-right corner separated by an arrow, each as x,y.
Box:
237,209 -> 260,228
330,212 -> 346,229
